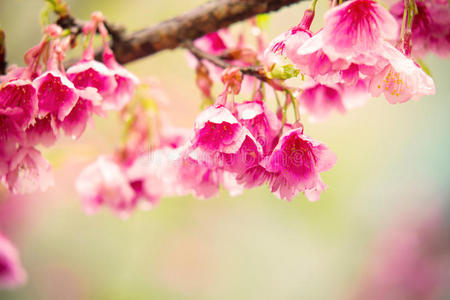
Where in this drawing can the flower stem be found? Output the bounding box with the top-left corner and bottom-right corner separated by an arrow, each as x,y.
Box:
286,88 -> 300,122
310,0 -> 319,11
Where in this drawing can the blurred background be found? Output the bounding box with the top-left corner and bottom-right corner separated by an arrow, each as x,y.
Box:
0,0 -> 449,299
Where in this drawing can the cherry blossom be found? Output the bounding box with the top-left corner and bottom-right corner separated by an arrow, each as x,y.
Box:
260,128 -> 336,201
0,233 -> 27,289
75,155 -> 136,218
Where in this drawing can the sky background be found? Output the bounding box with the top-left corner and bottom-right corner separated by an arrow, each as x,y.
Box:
0,0 -> 449,299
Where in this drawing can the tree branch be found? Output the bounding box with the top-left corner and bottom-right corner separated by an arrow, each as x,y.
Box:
0,29 -> 6,75
61,0 -> 304,65
183,40 -> 284,90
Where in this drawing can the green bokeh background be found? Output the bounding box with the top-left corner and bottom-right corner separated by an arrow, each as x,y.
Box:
0,0 -> 449,299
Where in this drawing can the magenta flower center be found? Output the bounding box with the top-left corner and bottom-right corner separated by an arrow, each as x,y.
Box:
71,68 -> 107,91
197,122 -> 238,149
37,74 -> 73,113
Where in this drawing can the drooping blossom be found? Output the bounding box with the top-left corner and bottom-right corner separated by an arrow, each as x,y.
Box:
0,107 -> 24,143
299,82 -> 346,121
0,143 -> 15,178
58,87 -> 103,139
186,30 -> 235,82
369,43 -> 435,104
126,148 -> 182,207
33,70 -> 79,121
192,105 -> 247,154
158,124 -> 191,149
24,115 -> 58,147
3,147 -> 54,194
322,0 -> 398,61
75,155 -> 136,218
264,9 -> 313,66
102,48 -> 140,110
260,127 -> 337,201
175,148 -> 244,199
299,80 -> 369,121
293,0 -> 399,86
66,57 -> 117,105
176,152 -> 221,199
235,100 -> 281,154
190,104 -> 262,174
0,233 -> 27,289
0,80 -> 37,129
390,0 -> 450,58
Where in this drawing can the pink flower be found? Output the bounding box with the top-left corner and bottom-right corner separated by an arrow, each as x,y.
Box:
67,58 -> 117,105
192,105 -> 248,154
323,0 -> 398,60
235,164 -> 273,189
219,134 -> 263,174
75,156 -> 136,218
196,31 -> 230,55
0,233 -> 27,289
390,0 -> 450,58
0,80 -> 37,128
186,30 -> 233,81
33,71 -> 79,121
4,146 -> 54,194
264,10 -> 313,65
0,108 -> 24,143
158,125 -> 191,149
370,43 -> 435,103
126,148 -> 182,206
177,153 -> 221,199
235,100 -> 281,154
220,171 -> 244,197
299,80 -> 369,121
102,48 -> 139,110
299,82 -> 346,122
260,128 -> 336,201
191,105 -> 263,173
293,0 -> 398,87
25,115 -> 58,147
58,88 -> 102,139
0,142 -> 15,178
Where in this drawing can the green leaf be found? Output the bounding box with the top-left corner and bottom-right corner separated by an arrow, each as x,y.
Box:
269,64 -> 300,80
256,14 -> 270,29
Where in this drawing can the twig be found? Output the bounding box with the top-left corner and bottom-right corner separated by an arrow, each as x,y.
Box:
0,29 -> 6,75
60,0 -> 304,65
183,40 -> 284,91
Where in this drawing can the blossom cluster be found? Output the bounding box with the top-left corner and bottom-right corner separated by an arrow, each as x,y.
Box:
264,0 -> 438,121
74,0 -> 445,217
76,83 -> 337,218
0,13 -> 138,194
0,0 -> 446,292
0,0 -> 445,216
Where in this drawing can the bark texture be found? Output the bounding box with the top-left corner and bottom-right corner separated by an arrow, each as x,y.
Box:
106,0 -> 304,64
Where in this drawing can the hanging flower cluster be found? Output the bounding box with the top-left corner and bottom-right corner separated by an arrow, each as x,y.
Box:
0,0 -> 446,292
0,13 -> 138,194
76,76 -> 337,218
264,0 -> 436,120
0,0 -> 444,218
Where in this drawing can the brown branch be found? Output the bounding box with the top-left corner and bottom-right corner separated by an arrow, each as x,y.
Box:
0,29 -> 6,75
61,0 -> 303,66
